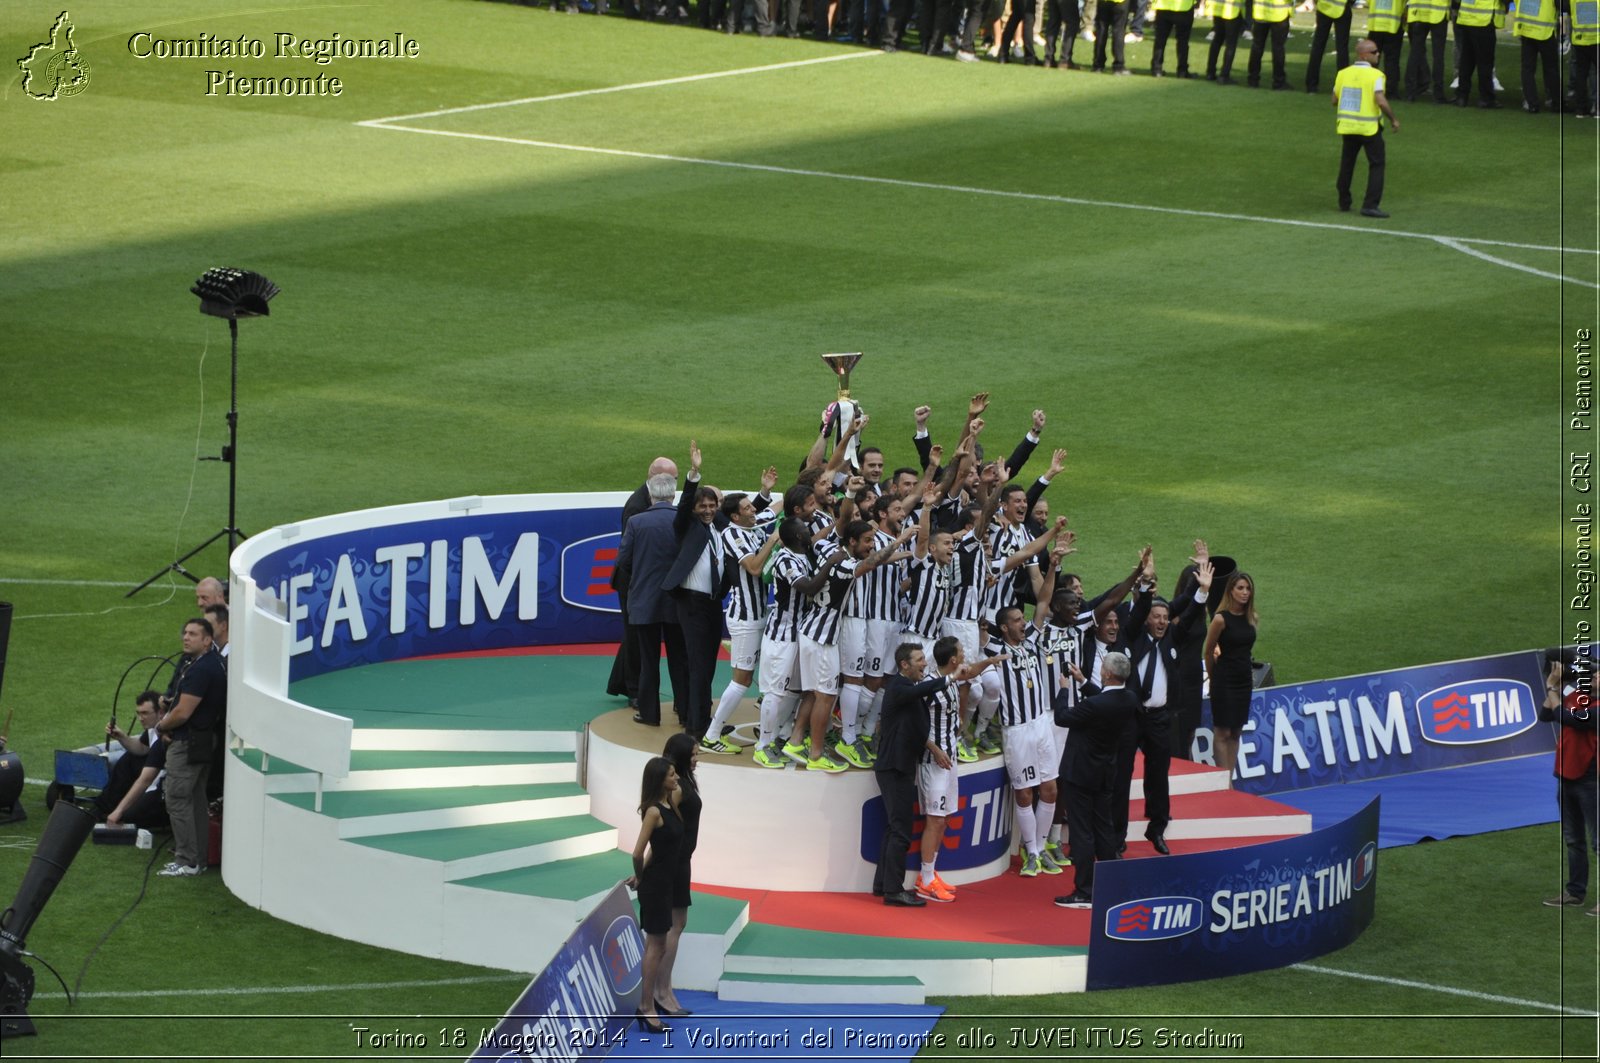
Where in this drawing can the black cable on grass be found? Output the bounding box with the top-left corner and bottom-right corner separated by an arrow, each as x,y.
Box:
69,835 -> 173,1003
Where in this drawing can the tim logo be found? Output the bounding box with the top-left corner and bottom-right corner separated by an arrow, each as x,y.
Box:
1415,679 -> 1536,745
560,534 -> 622,614
1103,897 -> 1204,942
601,916 -> 643,994
1352,842 -> 1377,891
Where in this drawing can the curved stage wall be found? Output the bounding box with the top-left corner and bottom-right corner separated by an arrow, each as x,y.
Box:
223,491 -> 1521,987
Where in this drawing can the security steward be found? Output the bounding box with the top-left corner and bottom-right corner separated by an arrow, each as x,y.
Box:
1512,0 -> 1562,112
1333,38 -> 1401,219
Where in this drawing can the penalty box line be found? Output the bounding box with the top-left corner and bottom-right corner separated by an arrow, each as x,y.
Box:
359,119 -> 1600,286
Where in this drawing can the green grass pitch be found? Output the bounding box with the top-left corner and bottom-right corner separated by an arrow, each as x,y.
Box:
0,0 -> 1595,1059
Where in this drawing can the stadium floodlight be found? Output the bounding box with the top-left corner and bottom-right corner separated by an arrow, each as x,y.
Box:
127,269 -> 280,597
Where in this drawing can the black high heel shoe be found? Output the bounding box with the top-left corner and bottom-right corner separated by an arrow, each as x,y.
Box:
655,997 -> 693,1017
635,1008 -> 670,1034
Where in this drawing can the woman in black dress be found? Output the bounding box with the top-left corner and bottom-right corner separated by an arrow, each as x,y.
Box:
626,756 -> 681,1033
1203,570 -> 1258,784
653,733 -> 701,1018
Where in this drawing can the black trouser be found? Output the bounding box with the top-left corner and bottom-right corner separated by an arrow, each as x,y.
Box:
1336,130 -> 1385,211
1152,8 -> 1195,72
778,0 -> 802,32
632,621 -> 688,726
672,592 -> 723,739
1246,17 -> 1289,85
874,768 -> 916,894
1093,0 -> 1129,67
92,753 -> 147,819
1520,35 -> 1560,109
1405,19 -> 1447,96
1044,0 -> 1083,62
1111,719 -> 1139,847
1207,14 -> 1243,77
1000,0 -> 1040,58
1574,43 -> 1599,114
1305,6 -> 1352,90
1137,709 -> 1173,836
1063,776 -> 1117,896
919,0 -> 955,49
850,0 -> 884,41
1455,21 -> 1497,102
1370,29 -> 1403,86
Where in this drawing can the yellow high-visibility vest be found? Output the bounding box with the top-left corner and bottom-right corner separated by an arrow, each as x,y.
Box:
1408,0 -> 1449,23
1512,0 -> 1557,36
1316,0 -> 1350,17
1334,62 -> 1384,134
1254,0 -> 1293,22
1574,0 -> 1599,43
1369,0 -> 1405,31
1206,0 -> 1243,17
1456,0 -> 1503,26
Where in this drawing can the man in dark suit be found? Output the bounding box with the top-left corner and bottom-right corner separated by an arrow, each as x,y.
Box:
1053,650 -> 1139,907
616,465 -> 687,727
1125,558 -> 1213,854
662,441 -> 726,739
874,643 -> 946,907
608,456 -> 678,704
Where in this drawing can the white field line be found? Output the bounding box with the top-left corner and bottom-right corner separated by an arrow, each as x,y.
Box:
358,119 -> 1598,281
33,974 -> 529,1001
1434,236 -> 1600,289
357,51 -> 882,125
0,578 -> 135,587
1292,963 -> 1600,1016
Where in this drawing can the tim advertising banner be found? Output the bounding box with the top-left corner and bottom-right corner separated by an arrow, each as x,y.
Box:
1086,798 -> 1379,990
1220,651 -> 1554,795
858,764 -> 1016,872
248,507 -> 627,682
470,884 -> 642,1062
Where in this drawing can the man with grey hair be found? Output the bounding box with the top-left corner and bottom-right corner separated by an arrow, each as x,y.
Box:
616,464 -> 688,727
1053,649 -> 1139,907
609,457 -> 679,705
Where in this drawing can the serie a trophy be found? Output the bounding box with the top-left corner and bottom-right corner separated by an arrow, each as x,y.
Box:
820,352 -> 865,471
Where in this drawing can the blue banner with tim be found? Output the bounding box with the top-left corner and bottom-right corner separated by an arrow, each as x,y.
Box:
1219,651 -> 1554,795
1085,798 -> 1380,990
249,507 -> 626,682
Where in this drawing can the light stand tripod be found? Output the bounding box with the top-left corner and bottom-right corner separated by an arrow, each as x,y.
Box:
128,269 -> 279,599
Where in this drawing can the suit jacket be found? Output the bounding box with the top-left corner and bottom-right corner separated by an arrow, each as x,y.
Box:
611,482 -> 654,595
662,473 -> 729,598
1126,591 -> 1208,707
616,500 -> 678,625
1056,684 -> 1140,790
877,672 -> 947,774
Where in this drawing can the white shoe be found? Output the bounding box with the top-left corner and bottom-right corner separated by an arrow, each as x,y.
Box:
1011,42 -> 1025,57
1081,28 -> 1095,40
1492,75 -> 1503,91
1242,28 -> 1253,38
956,48 -> 979,60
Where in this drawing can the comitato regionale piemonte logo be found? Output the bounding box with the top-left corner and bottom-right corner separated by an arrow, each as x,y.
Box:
18,11 -> 92,101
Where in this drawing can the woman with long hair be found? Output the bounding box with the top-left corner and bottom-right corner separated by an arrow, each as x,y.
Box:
625,756 -> 682,1033
1203,570 -> 1258,783
652,732 -> 701,1017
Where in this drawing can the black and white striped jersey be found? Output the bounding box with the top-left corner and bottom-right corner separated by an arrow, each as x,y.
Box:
922,667 -> 962,762
720,524 -> 768,623
848,528 -> 902,622
763,547 -> 811,644
1039,617 -> 1093,711
797,556 -> 860,646
985,626 -> 1048,727
945,530 -> 987,623
901,554 -> 952,640
980,520 -> 1036,621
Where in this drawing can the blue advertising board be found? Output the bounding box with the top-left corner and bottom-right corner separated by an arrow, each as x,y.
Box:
858,765 -> 1016,872
470,884 -> 642,1062
1085,798 -> 1380,990
1216,651 -> 1555,795
248,508 -> 626,682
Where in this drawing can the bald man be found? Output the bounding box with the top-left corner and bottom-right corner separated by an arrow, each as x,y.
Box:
195,577 -> 226,610
609,457 -> 681,703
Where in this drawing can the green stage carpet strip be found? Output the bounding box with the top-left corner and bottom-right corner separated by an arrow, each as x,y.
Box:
270,781 -> 585,817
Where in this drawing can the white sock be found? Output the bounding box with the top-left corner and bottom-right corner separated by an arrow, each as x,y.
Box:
760,691 -> 794,747
920,860 -> 936,884
1015,804 -> 1039,856
708,680 -> 747,740
1048,823 -> 1063,846
1034,801 -> 1056,848
839,683 -> 864,744
863,685 -> 886,734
